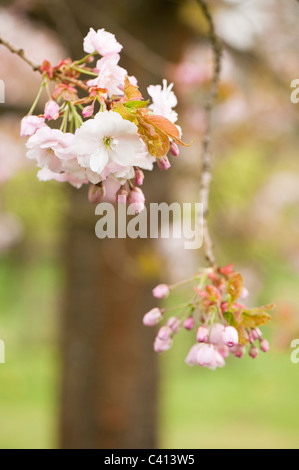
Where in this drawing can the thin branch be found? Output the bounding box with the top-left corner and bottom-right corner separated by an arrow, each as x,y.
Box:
0,37 -> 40,72
196,0 -> 222,267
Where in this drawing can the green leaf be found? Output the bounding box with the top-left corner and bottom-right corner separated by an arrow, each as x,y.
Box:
124,100 -> 149,109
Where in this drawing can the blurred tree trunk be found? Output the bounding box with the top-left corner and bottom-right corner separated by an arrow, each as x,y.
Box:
24,0 -> 190,449
60,189 -> 159,449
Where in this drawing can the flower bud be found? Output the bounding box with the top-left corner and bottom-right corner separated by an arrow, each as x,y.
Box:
183,317 -> 195,331
44,100 -> 60,120
249,345 -> 259,359
82,103 -> 95,118
169,141 -> 179,157
260,339 -> 270,353
222,326 -> 239,348
88,184 -> 106,204
167,317 -> 181,334
143,308 -> 163,326
233,345 -> 245,359
117,189 -> 128,205
152,284 -> 170,299
157,156 -> 171,170
251,328 -> 262,341
127,187 -> 145,214
154,336 -> 173,353
157,326 -> 172,341
134,168 -> 144,186
196,326 -> 209,343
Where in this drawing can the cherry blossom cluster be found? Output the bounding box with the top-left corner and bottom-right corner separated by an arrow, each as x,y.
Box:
143,264 -> 274,370
20,28 -> 189,211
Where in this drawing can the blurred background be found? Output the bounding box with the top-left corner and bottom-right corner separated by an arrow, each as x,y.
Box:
0,0 -> 299,449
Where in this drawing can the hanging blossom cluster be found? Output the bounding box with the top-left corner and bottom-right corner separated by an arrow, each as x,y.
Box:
143,264 -> 274,370
20,27 -> 189,211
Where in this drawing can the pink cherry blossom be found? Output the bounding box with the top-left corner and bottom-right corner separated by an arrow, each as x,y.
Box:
185,344 -> 201,366
196,344 -> 225,370
147,79 -> 178,123
222,326 -> 239,348
87,54 -> 127,96
26,127 -> 75,173
209,323 -> 225,345
20,115 -> 46,137
83,28 -> 123,56
196,326 -> 209,343
72,110 -> 151,181
37,167 -> 89,189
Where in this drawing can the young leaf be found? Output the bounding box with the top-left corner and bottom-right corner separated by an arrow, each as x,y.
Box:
227,273 -> 243,304
124,76 -> 143,101
241,304 -> 274,329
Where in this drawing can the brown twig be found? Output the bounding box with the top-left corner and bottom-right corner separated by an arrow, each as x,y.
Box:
196,0 -> 222,267
0,37 -> 40,72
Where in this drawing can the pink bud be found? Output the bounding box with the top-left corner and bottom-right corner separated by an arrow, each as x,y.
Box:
233,345 -> 246,359
20,115 -> 46,137
260,339 -> 269,353
157,156 -> 171,170
117,189 -> 128,205
167,317 -> 181,334
157,326 -> 172,341
154,336 -> 173,353
196,326 -> 209,343
251,328 -> 262,341
82,103 -> 95,118
134,168 -> 144,186
44,100 -> 60,120
222,326 -> 239,348
143,308 -> 163,326
127,187 -> 145,214
183,317 -> 195,331
249,345 -> 259,359
169,141 -> 179,157
88,184 -> 106,204
152,284 -> 170,299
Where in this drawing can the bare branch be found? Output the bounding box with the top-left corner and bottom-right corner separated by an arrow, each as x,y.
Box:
0,37 -> 40,72
196,0 -> 222,267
